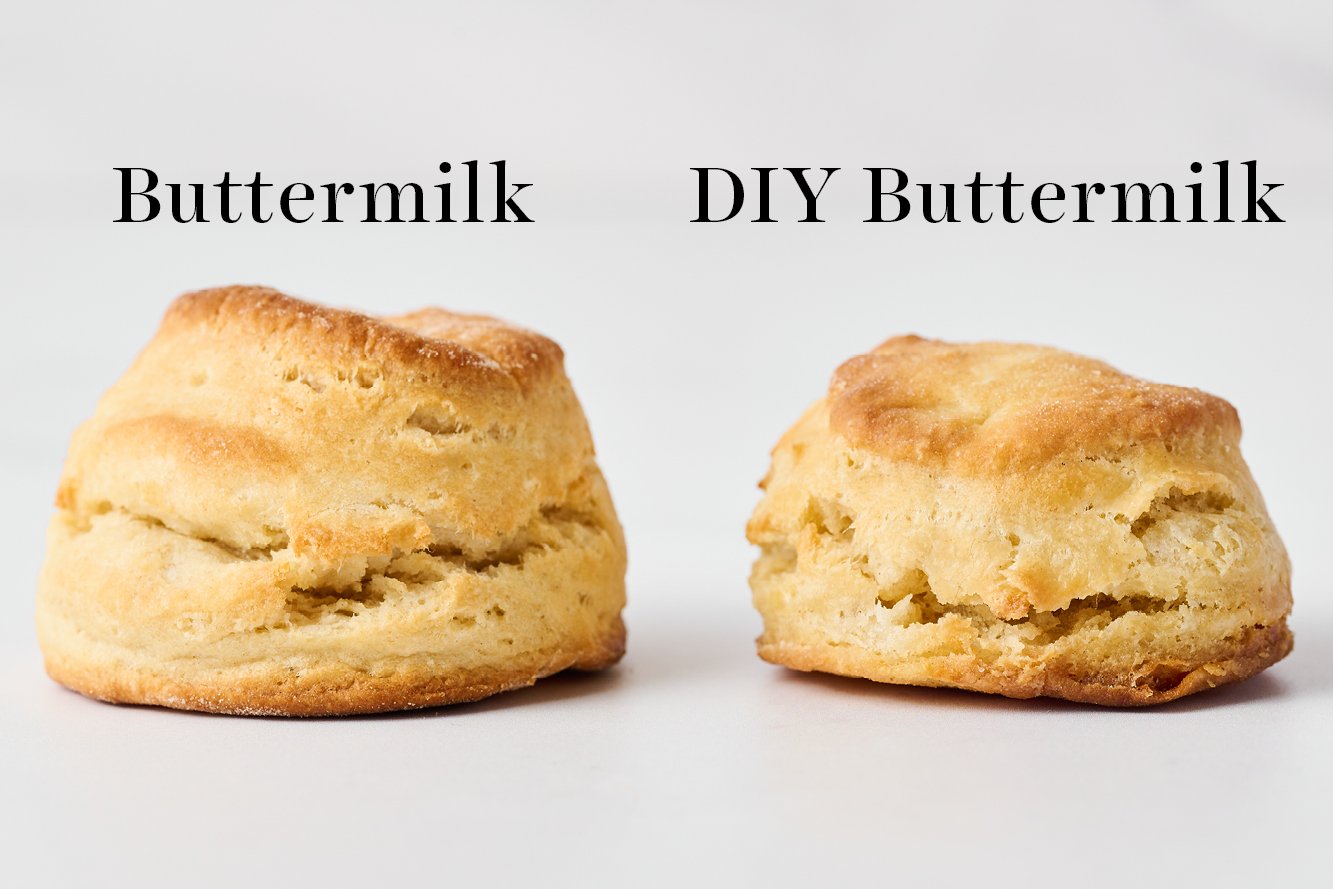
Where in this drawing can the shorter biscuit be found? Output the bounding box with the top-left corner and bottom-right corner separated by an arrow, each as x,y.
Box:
747,336 -> 1291,705
37,286 -> 627,715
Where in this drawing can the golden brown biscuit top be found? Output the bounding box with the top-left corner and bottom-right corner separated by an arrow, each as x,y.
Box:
163,286 -> 564,392
828,335 -> 1240,471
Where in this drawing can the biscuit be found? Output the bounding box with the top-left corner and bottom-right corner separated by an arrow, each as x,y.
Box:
37,286 -> 627,715
747,336 -> 1291,705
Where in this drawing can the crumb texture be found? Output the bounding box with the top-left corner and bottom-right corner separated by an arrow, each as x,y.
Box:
37,286 -> 627,715
748,336 -> 1291,705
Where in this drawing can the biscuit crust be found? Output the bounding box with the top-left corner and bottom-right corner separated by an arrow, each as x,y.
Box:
749,336 -> 1291,706
758,621 -> 1290,706
43,617 -> 626,717
38,286 -> 627,716
830,335 -> 1240,473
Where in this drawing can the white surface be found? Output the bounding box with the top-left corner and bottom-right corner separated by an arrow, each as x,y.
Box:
2,3 -> 1330,887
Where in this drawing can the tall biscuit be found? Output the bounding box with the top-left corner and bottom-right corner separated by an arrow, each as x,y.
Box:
38,286 -> 627,715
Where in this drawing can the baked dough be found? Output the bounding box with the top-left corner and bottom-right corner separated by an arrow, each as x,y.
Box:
748,336 -> 1291,705
37,286 -> 627,715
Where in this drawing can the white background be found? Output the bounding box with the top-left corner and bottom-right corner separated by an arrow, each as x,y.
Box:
2,2 -> 1331,886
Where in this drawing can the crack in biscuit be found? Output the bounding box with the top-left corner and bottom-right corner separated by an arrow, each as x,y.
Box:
65,498 -> 604,568
1130,486 -> 1235,538
765,486 -> 1250,650
93,506 -> 289,560
891,585 -> 1190,646
280,581 -> 388,626
64,499 -> 608,637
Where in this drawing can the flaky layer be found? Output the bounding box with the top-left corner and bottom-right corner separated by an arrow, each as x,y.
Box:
38,287 -> 627,714
749,338 -> 1291,706
55,287 -> 594,558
